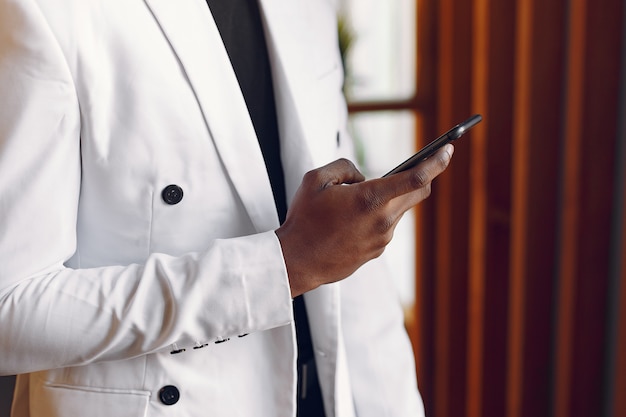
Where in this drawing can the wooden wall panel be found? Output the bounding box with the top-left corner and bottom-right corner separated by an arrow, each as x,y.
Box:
508,0 -> 567,416
609,127 -> 626,417
556,0 -> 624,416
432,0 -> 473,416
612,8 -> 626,413
615,167 -> 626,417
468,1 -> 516,417
408,0 -> 626,417
553,0 -> 587,415
466,0 -> 489,415
615,269 -> 626,417
411,0 -> 439,409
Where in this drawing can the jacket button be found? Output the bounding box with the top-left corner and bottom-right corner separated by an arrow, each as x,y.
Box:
159,385 -> 180,406
161,185 -> 183,205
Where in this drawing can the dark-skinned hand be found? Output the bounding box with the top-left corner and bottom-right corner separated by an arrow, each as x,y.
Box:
276,144 -> 454,297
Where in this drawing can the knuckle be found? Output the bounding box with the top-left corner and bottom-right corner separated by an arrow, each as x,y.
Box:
337,158 -> 356,171
303,168 -> 323,185
369,233 -> 390,258
409,169 -> 431,189
422,183 -> 432,198
373,213 -> 395,236
371,247 -> 386,260
357,188 -> 385,213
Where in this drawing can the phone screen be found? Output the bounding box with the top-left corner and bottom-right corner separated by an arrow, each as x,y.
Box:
382,114 -> 482,177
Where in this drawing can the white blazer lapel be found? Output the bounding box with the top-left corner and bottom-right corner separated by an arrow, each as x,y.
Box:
144,0 -> 280,232
259,0 -> 343,203
259,2 -> 348,414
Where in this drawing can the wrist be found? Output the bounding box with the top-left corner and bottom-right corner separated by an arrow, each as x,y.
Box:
274,227 -> 319,298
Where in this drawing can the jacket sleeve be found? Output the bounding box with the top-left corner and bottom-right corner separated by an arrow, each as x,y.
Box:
0,0 -> 293,376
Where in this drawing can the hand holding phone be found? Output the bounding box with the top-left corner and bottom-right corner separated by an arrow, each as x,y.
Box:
382,114 -> 482,177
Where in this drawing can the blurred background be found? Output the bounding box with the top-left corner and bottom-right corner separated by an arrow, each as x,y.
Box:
1,0 -> 624,416
338,0 -> 626,416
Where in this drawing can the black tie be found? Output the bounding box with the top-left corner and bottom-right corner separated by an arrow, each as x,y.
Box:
205,1 -> 326,416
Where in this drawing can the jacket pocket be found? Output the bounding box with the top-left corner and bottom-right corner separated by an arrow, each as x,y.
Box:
32,382 -> 150,417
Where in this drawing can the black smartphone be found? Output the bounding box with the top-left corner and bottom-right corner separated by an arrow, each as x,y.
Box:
382,114 -> 483,177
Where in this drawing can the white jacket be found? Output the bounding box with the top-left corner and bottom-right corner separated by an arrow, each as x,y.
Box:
0,0 -> 424,415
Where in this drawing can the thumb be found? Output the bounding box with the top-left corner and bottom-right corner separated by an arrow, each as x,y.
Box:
375,144 -> 454,201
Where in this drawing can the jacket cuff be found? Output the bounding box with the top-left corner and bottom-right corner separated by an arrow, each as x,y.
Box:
197,230 -> 294,337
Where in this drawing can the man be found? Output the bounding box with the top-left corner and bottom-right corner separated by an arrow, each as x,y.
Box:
0,0 -> 453,416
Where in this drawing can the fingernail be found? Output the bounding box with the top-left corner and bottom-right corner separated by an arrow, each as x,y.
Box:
446,144 -> 455,159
